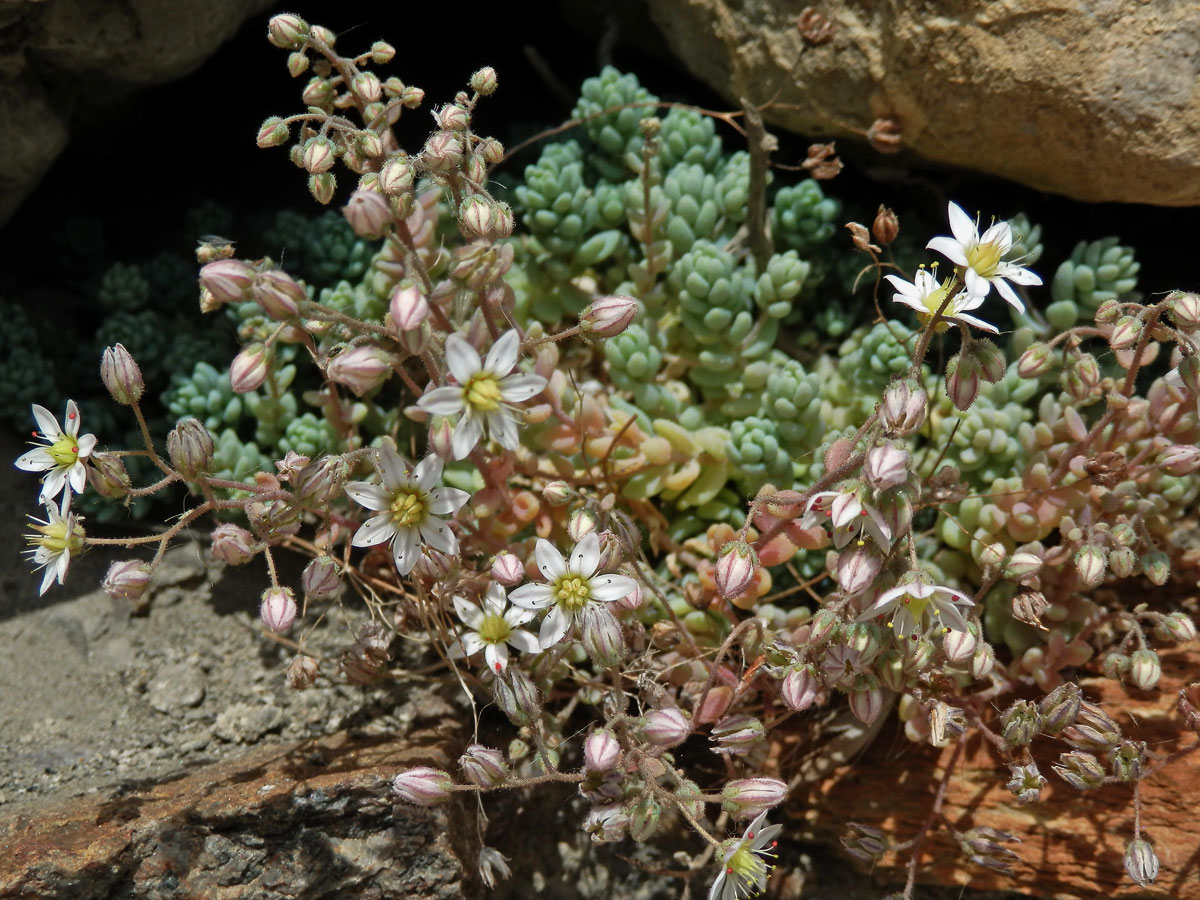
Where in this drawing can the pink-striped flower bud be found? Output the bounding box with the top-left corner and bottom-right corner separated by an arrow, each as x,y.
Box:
942,626 -> 977,664
1017,342 -> 1055,378
401,85 -> 425,108
971,337 -> 1007,384
543,481 -> 573,506
1004,551 -> 1043,579
343,189 -> 392,238
100,343 -> 144,405
293,455 -> 348,505
350,71 -> 382,103
435,103 -> 470,131
490,551 -> 524,586
627,794 -> 662,841
422,131 -> 462,173
167,418 -> 214,479
720,777 -> 788,819
103,560 -> 153,602
211,523 -> 257,565
1142,550 -> 1170,586
427,416 -> 456,460
253,268 -> 304,319
881,379 -> 927,436
972,643 -> 996,679
614,579 -> 644,611
267,13 -> 308,49
302,555 -> 342,600
260,586 -> 298,633
715,540 -> 759,600
390,285 -> 430,332
493,667 -> 541,726
1074,544 -> 1107,588
580,605 -> 624,667
1159,611 -> 1197,643
458,195 -> 496,239
640,707 -> 690,747
838,546 -> 881,595
848,684 -> 886,724
1168,290 -> 1200,333
584,730 -> 622,772
285,51 -> 308,78
199,258 -> 255,305
378,156 -> 415,196
470,66 -> 498,95
567,506 -> 598,542
581,295 -> 639,338
392,766 -> 454,806
88,451 -> 131,498
945,351 -> 981,410
325,344 -> 393,396
865,441 -> 909,491
781,664 -> 820,711
230,343 -> 270,394
1161,444 -> 1200,476
308,172 -> 336,205
808,608 -> 841,644
302,136 -> 336,174
1108,316 -> 1142,352
459,744 -> 507,787
711,714 -> 764,755
1129,649 -> 1161,691
369,40 -> 395,64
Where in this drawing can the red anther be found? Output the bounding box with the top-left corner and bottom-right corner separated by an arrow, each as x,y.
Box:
71,446 -> 78,453
68,412 -> 76,419
770,841 -> 778,848
747,831 -> 754,839
31,431 -> 38,437
494,661 -> 503,673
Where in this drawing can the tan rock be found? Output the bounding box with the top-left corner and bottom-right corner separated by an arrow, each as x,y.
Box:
647,0 -> 1200,205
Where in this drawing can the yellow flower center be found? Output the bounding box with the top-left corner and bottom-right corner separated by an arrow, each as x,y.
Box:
48,433 -> 80,468
902,592 -> 931,622
725,839 -> 774,894
389,488 -> 427,527
29,518 -> 84,555
966,241 -> 1003,278
476,611 -> 512,645
553,575 -> 591,611
464,373 -> 503,412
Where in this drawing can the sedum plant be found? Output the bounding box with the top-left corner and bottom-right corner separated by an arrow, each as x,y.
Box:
12,11 -> 1200,898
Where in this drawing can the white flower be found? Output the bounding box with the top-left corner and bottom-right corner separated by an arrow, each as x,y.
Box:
14,401 -> 97,511
508,532 -> 637,649
801,490 -> 891,552
417,330 -> 547,460
884,266 -> 998,334
709,811 -> 781,900
24,504 -> 85,596
926,202 -> 1042,311
449,583 -> 540,674
345,444 -> 470,575
858,577 -> 974,639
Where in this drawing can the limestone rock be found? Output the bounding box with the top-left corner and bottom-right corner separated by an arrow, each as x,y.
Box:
647,0 -> 1200,205
0,0 -> 273,225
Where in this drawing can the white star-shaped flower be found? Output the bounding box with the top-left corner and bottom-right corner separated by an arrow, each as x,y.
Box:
417,329 -> 547,460
14,401 -> 97,511
709,811 -> 782,900
345,443 -> 470,575
926,202 -> 1042,311
24,504 -> 86,596
508,532 -> 637,649
449,583 -> 540,674
801,490 -> 892,551
858,576 -> 974,640
885,266 -> 998,334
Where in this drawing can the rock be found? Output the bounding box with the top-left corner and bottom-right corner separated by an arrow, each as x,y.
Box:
646,0 -> 1200,205
213,701 -> 283,743
0,0 -> 273,226
0,729 -> 477,900
146,661 -> 206,713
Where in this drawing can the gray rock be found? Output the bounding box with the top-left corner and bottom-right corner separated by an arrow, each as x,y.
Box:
146,661 -> 206,713
213,701 -> 284,743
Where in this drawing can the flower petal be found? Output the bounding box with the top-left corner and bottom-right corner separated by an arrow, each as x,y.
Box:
451,412 -> 483,460
417,386 -> 465,417
458,631 -> 485,657
75,433 -> 97,458
377,444 -> 410,492
590,574 -> 636,603
412,454 -> 443,491
419,517 -> 458,555
992,276 -> 1026,313
14,449 -> 54,472
484,642 -> 509,673
538,605 -> 573,649
352,513 -> 397,548
482,583 -> 508,615
955,311 -> 999,333
504,604 -> 537,627
68,461 -> 87,495
427,486 -> 470,516
452,595 -> 485,630
345,481 -> 389,512
570,532 -> 601,578
445,333 -> 482,383
508,583 -> 554,610
506,628 -> 541,654
484,329 -> 520,376
947,202 -> 977,245
486,409 -> 519,451
391,526 -> 420,575
498,373 -> 547,403
39,468 -> 68,502
535,538 -> 567,580
926,236 -> 968,267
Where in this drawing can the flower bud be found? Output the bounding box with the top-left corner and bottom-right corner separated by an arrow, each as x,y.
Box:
1053,750 -> 1106,789
781,664 -> 820,711
881,379 -> 927,436
493,667 -> 540,726
1160,611 -> 1197,642
543,481 -> 573,506
302,136 -> 336,174
567,506 -> 598,542
427,416 -> 455,460
1168,290 -> 1200,332
267,14 -> 308,49
199,258 -> 255,305
392,766 -> 453,806
103,560 -> 152,602
301,77 -> 334,108
260,585 -> 298,633
470,66 -> 498,95
714,540 -> 759,600
871,204 -> 899,245
848,684 -> 886,724
302,555 -> 342,600
579,604 -> 624,667
325,344 -> 393,396
389,285 -> 430,332
711,714 -> 764,755
287,654 -> 320,689
865,441 -> 909,491
971,642 -> 996,679
640,707 -> 690,747
1000,699 -> 1041,747
721,777 -> 788,819
422,131 -> 462,173
253,268 -> 305,319
808,607 -> 841,644
838,546 -> 881,595
942,627 -> 976,664
293,455 -> 348,505
401,85 -> 425,108
1074,544 -> 1107,588
1108,315 -> 1142,351
378,156 -> 415,196
459,744 -> 507,787
971,338 -> 1007,384
1161,444 -> 1200,476
167,418 -> 215,480
584,730 -> 622,772
1141,550 -> 1169,586
343,189 -> 392,238
308,172 -> 336,205
211,523 -> 257,565
1017,341 -> 1055,379
100,344 -> 144,405
1004,551 -> 1043,579
1125,839 -> 1159,888
490,552 -> 524,586
1129,649 -> 1161,691
626,794 -> 662,842
351,71 -> 382,103
285,51 -> 308,78
945,351 -> 981,410
229,343 -> 269,393
581,295 -> 639,338
87,450 -> 131,498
